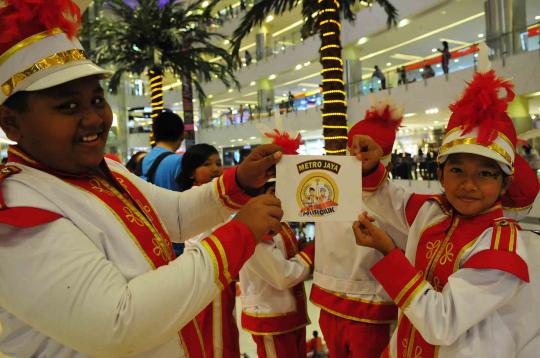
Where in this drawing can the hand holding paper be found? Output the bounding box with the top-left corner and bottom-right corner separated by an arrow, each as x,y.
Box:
352,212 -> 396,255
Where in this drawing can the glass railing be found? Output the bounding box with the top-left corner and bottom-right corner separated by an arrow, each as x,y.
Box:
200,26 -> 540,130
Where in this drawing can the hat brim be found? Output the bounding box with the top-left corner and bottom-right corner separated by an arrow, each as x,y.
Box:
437,143 -> 513,175
25,62 -> 112,92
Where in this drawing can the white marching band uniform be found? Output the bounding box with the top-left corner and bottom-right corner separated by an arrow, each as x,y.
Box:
0,148 -> 256,357
362,163 -> 531,358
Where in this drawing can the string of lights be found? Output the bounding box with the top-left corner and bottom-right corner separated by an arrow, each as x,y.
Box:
148,68 -> 164,146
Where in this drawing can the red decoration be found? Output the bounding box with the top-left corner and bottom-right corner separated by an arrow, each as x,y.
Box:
264,129 -> 304,155
0,0 -> 81,54
448,70 -> 515,146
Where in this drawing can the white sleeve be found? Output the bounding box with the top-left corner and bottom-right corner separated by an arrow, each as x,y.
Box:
120,167 -> 239,243
404,268 -> 522,346
244,240 -> 310,290
0,219 -> 221,357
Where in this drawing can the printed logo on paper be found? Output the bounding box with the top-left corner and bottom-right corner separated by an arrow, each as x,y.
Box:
296,172 -> 339,217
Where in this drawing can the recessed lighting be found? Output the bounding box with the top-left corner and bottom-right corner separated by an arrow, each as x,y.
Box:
477,33 -> 484,38
208,94 -> 213,99
474,53 -> 478,58
386,62 -> 392,66
419,68 -> 424,73
357,37 -> 368,45
249,136 -> 257,140
265,15 -> 274,23
302,88 -> 307,91
454,59 -> 459,63
268,74 -> 277,80
432,48 -> 437,53
237,138 -> 243,142
398,18 -> 410,28
201,1 -> 209,7
228,88 -> 233,93
535,15 -> 540,21
425,107 -> 439,115
299,130 -> 307,133
295,64 -> 303,70
434,121 -> 440,124
223,39 -> 230,45
403,113 -> 416,118
436,64 -> 441,67
230,139 -> 236,142
250,81 -> 256,86
303,61 -> 311,66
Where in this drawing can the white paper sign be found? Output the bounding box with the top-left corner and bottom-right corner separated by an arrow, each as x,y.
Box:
276,155 -> 363,222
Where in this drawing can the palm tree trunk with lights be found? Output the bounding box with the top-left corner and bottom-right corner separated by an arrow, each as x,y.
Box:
148,67 -> 164,146
319,0 -> 348,155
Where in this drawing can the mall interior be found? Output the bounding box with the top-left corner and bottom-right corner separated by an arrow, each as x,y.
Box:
88,0 -> 540,353
1,0 -> 540,355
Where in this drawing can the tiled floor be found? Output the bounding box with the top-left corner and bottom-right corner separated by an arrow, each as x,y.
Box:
237,280 -> 322,357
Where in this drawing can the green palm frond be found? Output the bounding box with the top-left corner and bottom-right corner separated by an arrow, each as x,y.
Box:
90,0 -> 236,95
232,0 -> 398,52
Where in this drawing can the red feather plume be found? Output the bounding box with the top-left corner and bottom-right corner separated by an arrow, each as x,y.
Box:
363,105 -> 403,130
264,129 -> 304,155
448,70 -> 515,145
0,0 -> 81,53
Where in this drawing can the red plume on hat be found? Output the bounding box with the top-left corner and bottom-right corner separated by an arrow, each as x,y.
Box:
447,69 -> 516,147
348,95 -> 403,159
0,0 -> 81,54
265,129 -> 304,155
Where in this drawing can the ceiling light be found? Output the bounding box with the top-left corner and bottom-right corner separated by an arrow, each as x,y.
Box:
268,74 -> 277,80
425,107 -> 439,115
403,113 -> 416,118
249,136 -> 257,140
295,64 -> 303,70
454,59 -> 459,63
419,68 -> 424,72
223,39 -> 230,45
230,139 -> 236,142
432,48 -> 437,53
386,62 -> 392,66
535,15 -> 540,20
434,121 -> 440,124
398,19 -> 410,28
250,81 -> 256,86
303,61 -> 311,66
265,15 -> 274,23
302,88 -> 307,91
201,1 -> 209,7
357,37 -> 368,45
436,64 -> 441,67
299,130 -> 307,133
208,94 -> 213,99
477,33 -> 484,38
228,88 -> 233,93
237,138 -> 243,142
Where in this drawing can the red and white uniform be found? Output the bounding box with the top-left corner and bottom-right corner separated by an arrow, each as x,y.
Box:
0,146 -> 255,357
186,228 -> 240,358
309,170 -> 398,357
362,163 -> 531,358
239,223 -> 314,358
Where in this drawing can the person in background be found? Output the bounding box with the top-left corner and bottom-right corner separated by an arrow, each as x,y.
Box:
306,331 -> 324,358
397,66 -> 408,85
422,64 -> 435,79
437,41 -> 451,75
125,150 -> 147,176
245,50 -> 252,66
178,143 -> 240,357
371,65 -> 386,90
0,0 -> 285,356
239,130 -> 314,358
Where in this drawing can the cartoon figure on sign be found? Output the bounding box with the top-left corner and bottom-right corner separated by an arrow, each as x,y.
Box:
297,173 -> 339,217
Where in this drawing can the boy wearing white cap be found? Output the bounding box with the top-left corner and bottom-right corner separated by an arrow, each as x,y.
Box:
0,0 -> 283,356
351,69 -> 539,357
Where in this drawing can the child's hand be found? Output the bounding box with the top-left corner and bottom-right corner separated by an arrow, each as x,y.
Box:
352,212 -> 396,255
348,135 -> 383,174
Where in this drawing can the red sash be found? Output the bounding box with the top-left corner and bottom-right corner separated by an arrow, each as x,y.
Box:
8,146 -> 206,357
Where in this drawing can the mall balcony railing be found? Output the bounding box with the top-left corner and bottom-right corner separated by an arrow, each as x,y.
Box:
199,24 -> 539,130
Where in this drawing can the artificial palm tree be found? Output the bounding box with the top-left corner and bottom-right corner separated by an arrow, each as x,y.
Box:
232,0 -> 398,154
91,0 -> 237,146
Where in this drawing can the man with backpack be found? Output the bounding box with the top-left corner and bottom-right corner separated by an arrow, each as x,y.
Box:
141,111 -> 185,191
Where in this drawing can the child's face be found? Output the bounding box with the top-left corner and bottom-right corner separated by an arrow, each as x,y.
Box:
0,76 -> 112,174
439,153 -> 509,216
193,153 -> 223,185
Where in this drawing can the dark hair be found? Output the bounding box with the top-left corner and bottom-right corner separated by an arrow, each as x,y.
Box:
152,111 -> 184,142
177,143 -> 219,191
3,91 -> 30,112
313,331 -> 319,337
125,151 -> 147,175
